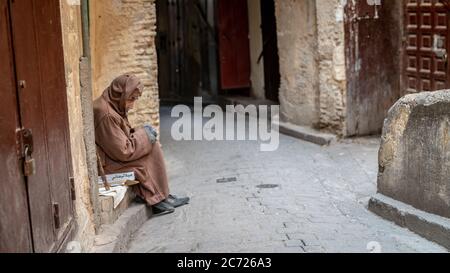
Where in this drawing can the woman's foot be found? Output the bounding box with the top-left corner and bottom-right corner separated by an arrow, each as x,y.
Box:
167,194 -> 190,208
153,200 -> 175,214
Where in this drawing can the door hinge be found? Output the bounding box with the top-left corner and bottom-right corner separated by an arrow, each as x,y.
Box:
53,203 -> 61,230
70,177 -> 76,201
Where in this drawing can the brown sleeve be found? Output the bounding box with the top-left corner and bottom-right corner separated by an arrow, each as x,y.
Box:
95,115 -> 152,162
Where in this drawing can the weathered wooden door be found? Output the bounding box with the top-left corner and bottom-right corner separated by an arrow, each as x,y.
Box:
217,0 -> 251,90
345,0 -> 403,136
260,0 -> 280,102
0,0 -> 33,253
404,0 -> 450,94
0,0 -> 75,253
156,0 -> 219,103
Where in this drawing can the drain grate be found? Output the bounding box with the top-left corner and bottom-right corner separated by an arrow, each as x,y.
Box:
216,177 -> 238,184
256,184 -> 279,189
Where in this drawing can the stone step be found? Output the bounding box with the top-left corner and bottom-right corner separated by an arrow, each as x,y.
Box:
369,194 -> 450,251
273,120 -> 336,146
91,203 -> 153,253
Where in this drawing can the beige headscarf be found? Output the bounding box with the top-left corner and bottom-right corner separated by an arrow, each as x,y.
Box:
102,74 -> 144,117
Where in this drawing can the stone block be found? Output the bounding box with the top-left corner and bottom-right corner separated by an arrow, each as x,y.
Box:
370,90 -> 450,249
377,90 -> 450,218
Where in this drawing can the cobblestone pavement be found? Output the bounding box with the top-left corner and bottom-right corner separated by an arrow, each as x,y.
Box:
128,106 -> 447,253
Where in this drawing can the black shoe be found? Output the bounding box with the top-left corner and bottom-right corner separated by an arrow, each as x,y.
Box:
153,200 -> 175,214
167,194 -> 190,208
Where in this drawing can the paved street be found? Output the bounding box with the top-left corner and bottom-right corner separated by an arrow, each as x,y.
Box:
128,106 -> 447,253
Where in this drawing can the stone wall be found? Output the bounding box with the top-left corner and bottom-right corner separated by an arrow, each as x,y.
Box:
274,0 -> 400,137
369,90 -> 450,249
60,0 -> 96,252
316,0 -> 347,134
58,0 -> 161,252
275,0 -> 320,127
377,90 -> 450,219
274,0 -> 346,134
90,0 -> 160,128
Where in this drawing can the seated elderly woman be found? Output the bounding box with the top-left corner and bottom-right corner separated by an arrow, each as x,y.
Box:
93,74 -> 189,214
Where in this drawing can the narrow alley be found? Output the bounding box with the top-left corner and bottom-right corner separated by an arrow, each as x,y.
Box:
128,107 -> 447,253
3,0 -> 450,256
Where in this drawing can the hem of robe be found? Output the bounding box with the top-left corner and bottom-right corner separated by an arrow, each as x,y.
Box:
134,185 -> 169,206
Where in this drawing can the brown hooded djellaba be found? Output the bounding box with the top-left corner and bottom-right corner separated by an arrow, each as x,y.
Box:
93,74 -> 170,206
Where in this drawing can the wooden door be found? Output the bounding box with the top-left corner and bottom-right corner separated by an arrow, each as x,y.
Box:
260,0 -> 280,102
156,0 -> 219,103
217,0 -> 251,90
404,0 -> 450,94
155,0 -> 172,101
0,0 -> 75,253
157,0 -> 185,102
345,0 -> 403,136
0,0 -> 33,253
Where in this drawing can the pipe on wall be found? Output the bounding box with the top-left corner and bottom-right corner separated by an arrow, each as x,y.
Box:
81,0 -> 90,58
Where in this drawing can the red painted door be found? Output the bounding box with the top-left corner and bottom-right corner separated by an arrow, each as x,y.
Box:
0,0 -> 75,253
217,0 -> 251,90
